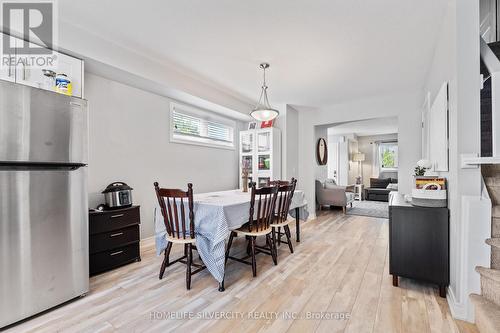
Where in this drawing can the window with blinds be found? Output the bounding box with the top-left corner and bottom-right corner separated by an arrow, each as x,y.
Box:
170,103 -> 235,149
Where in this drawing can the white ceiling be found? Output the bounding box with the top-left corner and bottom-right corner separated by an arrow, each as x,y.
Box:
60,0 -> 448,109
327,117 -> 398,137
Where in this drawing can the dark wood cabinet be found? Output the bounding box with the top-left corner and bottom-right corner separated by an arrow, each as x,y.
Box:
389,195 -> 449,297
89,206 -> 141,276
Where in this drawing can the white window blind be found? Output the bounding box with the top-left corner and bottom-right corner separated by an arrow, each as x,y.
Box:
170,103 -> 235,149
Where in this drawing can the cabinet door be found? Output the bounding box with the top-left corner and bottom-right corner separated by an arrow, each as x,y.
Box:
240,131 -> 254,154
389,206 -> 449,285
15,41 -> 51,89
239,131 -> 254,189
0,33 -> 16,82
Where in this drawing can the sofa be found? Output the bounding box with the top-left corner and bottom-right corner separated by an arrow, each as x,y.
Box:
364,177 -> 398,202
315,179 -> 355,213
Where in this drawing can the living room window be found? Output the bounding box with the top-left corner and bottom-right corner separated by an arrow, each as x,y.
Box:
170,102 -> 235,149
379,142 -> 398,170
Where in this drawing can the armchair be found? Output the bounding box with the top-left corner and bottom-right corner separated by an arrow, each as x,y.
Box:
315,180 -> 355,213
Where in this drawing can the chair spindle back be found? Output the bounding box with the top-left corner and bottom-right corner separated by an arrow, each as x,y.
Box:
247,182 -> 279,232
154,182 -> 195,239
275,178 -> 297,224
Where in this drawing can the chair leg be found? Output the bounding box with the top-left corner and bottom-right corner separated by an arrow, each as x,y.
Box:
272,228 -> 278,260
267,234 -> 277,265
278,227 -> 282,245
225,231 -> 235,264
284,225 -> 294,254
186,243 -> 192,290
246,235 -> 252,255
250,236 -> 257,277
343,206 -> 346,214
159,241 -> 172,280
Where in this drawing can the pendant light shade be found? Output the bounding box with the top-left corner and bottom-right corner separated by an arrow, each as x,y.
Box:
250,63 -> 279,121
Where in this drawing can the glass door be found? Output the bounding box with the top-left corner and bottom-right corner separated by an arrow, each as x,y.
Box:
258,155 -> 270,171
241,132 -> 254,154
257,131 -> 271,152
257,130 -> 271,176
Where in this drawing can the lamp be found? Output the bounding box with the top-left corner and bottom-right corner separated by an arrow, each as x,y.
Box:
250,63 -> 279,122
352,153 -> 365,184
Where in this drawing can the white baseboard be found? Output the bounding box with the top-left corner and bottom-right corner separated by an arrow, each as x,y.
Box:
447,286 -> 474,322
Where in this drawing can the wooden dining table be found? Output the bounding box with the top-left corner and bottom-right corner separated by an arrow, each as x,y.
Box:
154,189 -> 309,291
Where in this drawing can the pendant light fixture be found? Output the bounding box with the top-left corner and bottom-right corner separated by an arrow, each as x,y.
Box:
250,63 -> 279,121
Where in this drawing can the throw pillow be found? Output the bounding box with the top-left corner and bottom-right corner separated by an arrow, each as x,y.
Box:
324,179 -> 337,189
370,178 -> 391,189
386,183 -> 398,190
325,178 -> 336,185
325,181 -> 338,190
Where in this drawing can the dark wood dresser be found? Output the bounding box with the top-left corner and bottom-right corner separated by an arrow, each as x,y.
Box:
389,194 -> 449,297
89,205 -> 141,276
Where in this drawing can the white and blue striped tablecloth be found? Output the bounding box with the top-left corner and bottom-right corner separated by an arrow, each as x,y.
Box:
154,189 -> 308,283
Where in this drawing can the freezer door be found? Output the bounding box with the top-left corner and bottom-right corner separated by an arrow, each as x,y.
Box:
0,81 -> 88,164
0,167 -> 89,328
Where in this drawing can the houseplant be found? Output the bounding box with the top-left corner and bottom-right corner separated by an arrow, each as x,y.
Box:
414,159 -> 432,176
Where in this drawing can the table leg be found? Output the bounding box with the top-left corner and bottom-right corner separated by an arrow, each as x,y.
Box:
295,207 -> 300,242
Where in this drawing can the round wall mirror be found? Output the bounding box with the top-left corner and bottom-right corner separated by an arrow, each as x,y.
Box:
316,138 -> 328,165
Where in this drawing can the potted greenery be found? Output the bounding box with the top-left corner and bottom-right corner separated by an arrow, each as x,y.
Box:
414,159 -> 432,176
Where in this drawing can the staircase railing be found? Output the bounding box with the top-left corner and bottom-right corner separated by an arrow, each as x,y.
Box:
462,37 -> 500,167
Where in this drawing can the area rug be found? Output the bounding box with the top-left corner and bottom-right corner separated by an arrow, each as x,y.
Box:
346,200 -> 389,219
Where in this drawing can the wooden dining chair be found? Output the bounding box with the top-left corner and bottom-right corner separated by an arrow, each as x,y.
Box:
270,178 -> 297,261
154,182 -> 205,290
225,183 -> 279,277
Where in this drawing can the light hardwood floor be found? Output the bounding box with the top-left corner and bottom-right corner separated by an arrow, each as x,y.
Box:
5,211 -> 478,333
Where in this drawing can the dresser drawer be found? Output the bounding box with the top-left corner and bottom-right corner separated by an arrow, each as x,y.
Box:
90,225 -> 139,254
90,206 -> 140,234
90,243 -> 140,275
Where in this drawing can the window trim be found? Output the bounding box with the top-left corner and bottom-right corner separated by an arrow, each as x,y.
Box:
169,102 -> 236,150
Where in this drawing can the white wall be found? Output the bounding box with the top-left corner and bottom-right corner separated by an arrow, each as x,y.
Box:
297,91 -> 422,218
283,105 -> 299,180
85,73 -> 242,238
423,0 -> 487,322
357,133 -> 398,187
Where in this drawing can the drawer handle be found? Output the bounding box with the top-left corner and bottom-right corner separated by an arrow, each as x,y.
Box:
110,214 -> 124,218
110,232 -> 124,238
110,250 -> 124,256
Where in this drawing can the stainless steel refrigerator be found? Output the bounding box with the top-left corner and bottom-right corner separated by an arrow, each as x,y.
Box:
0,80 -> 89,328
